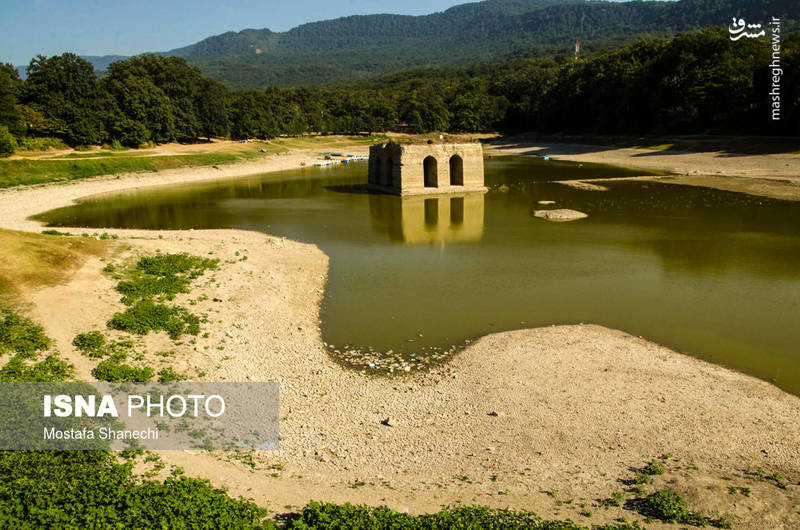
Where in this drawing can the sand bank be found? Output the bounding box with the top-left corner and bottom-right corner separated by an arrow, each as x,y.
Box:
488,141 -> 800,201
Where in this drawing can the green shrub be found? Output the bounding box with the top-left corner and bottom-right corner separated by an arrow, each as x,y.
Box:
643,489 -> 730,527
93,356 -> 154,382
642,459 -> 666,475
0,126 -> 15,157
72,330 -> 106,356
599,491 -> 625,507
13,136 -> 69,151
0,310 -> 51,358
644,489 -> 687,523
107,300 -> 200,340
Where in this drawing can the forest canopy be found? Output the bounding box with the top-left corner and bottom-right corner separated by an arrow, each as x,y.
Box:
0,27 -> 797,155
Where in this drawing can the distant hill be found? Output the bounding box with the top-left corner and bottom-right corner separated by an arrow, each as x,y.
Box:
14,0 -> 797,87
161,0 -> 799,87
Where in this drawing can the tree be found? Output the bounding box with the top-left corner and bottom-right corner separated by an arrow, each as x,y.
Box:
23,53 -> 107,145
0,125 -> 15,157
197,78 -> 230,139
0,64 -> 21,135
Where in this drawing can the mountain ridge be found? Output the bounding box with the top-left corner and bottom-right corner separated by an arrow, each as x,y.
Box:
12,0 -> 798,87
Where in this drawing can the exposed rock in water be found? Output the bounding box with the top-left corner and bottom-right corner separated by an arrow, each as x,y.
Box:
537,200 -> 556,205
532,209 -> 588,222
558,180 -> 609,191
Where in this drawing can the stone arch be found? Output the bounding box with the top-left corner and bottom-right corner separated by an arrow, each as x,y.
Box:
449,155 -> 463,186
423,156 -> 438,188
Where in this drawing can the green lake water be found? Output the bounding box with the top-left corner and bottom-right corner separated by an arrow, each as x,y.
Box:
36,156 -> 800,393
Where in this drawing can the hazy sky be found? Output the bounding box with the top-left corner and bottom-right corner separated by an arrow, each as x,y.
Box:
1,0 -> 470,65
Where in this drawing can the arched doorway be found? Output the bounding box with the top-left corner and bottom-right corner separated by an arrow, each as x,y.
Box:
423,156 -> 438,188
373,158 -> 382,186
449,155 -> 463,186
385,157 -> 395,187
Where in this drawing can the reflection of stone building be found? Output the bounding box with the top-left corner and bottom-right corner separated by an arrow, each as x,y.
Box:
368,142 -> 485,195
369,192 -> 485,244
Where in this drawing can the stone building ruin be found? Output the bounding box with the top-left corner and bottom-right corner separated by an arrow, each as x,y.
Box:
368,142 -> 485,195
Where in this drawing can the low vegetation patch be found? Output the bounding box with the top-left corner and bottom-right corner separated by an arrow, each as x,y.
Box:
0,308 -> 73,382
72,330 -> 105,356
642,489 -> 731,528
105,253 -> 215,340
0,309 -> 50,358
287,502 -> 646,529
0,352 -> 73,382
0,450 -> 272,529
157,367 -> 186,383
108,300 -> 200,339
92,354 -> 154,382
115,253 -> 218,304
0,150 -> 264,188
642,459 -> 665,476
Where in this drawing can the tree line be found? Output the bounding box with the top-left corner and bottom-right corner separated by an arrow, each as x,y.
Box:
1,27 -> 797,156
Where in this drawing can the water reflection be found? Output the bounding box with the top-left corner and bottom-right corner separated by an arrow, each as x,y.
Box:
369,192 -> 485,244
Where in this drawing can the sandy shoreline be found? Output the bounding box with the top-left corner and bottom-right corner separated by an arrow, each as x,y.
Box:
0,147 -> 366,232
2,142 -> 799,527
489,140 -> 800,201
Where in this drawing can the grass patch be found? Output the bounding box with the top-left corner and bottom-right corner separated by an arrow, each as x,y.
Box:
0,229 -> 105,306
1,135 -> 377,188
0,151 -> 262,188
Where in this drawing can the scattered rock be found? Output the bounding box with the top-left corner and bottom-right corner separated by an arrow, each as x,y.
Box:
532,209 -> 588,222
381,417 -> 396,427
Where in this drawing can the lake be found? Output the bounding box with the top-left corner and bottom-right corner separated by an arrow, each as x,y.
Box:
36,156 -> 800,394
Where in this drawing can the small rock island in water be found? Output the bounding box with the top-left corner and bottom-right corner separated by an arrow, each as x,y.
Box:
532,208 -> 589,221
